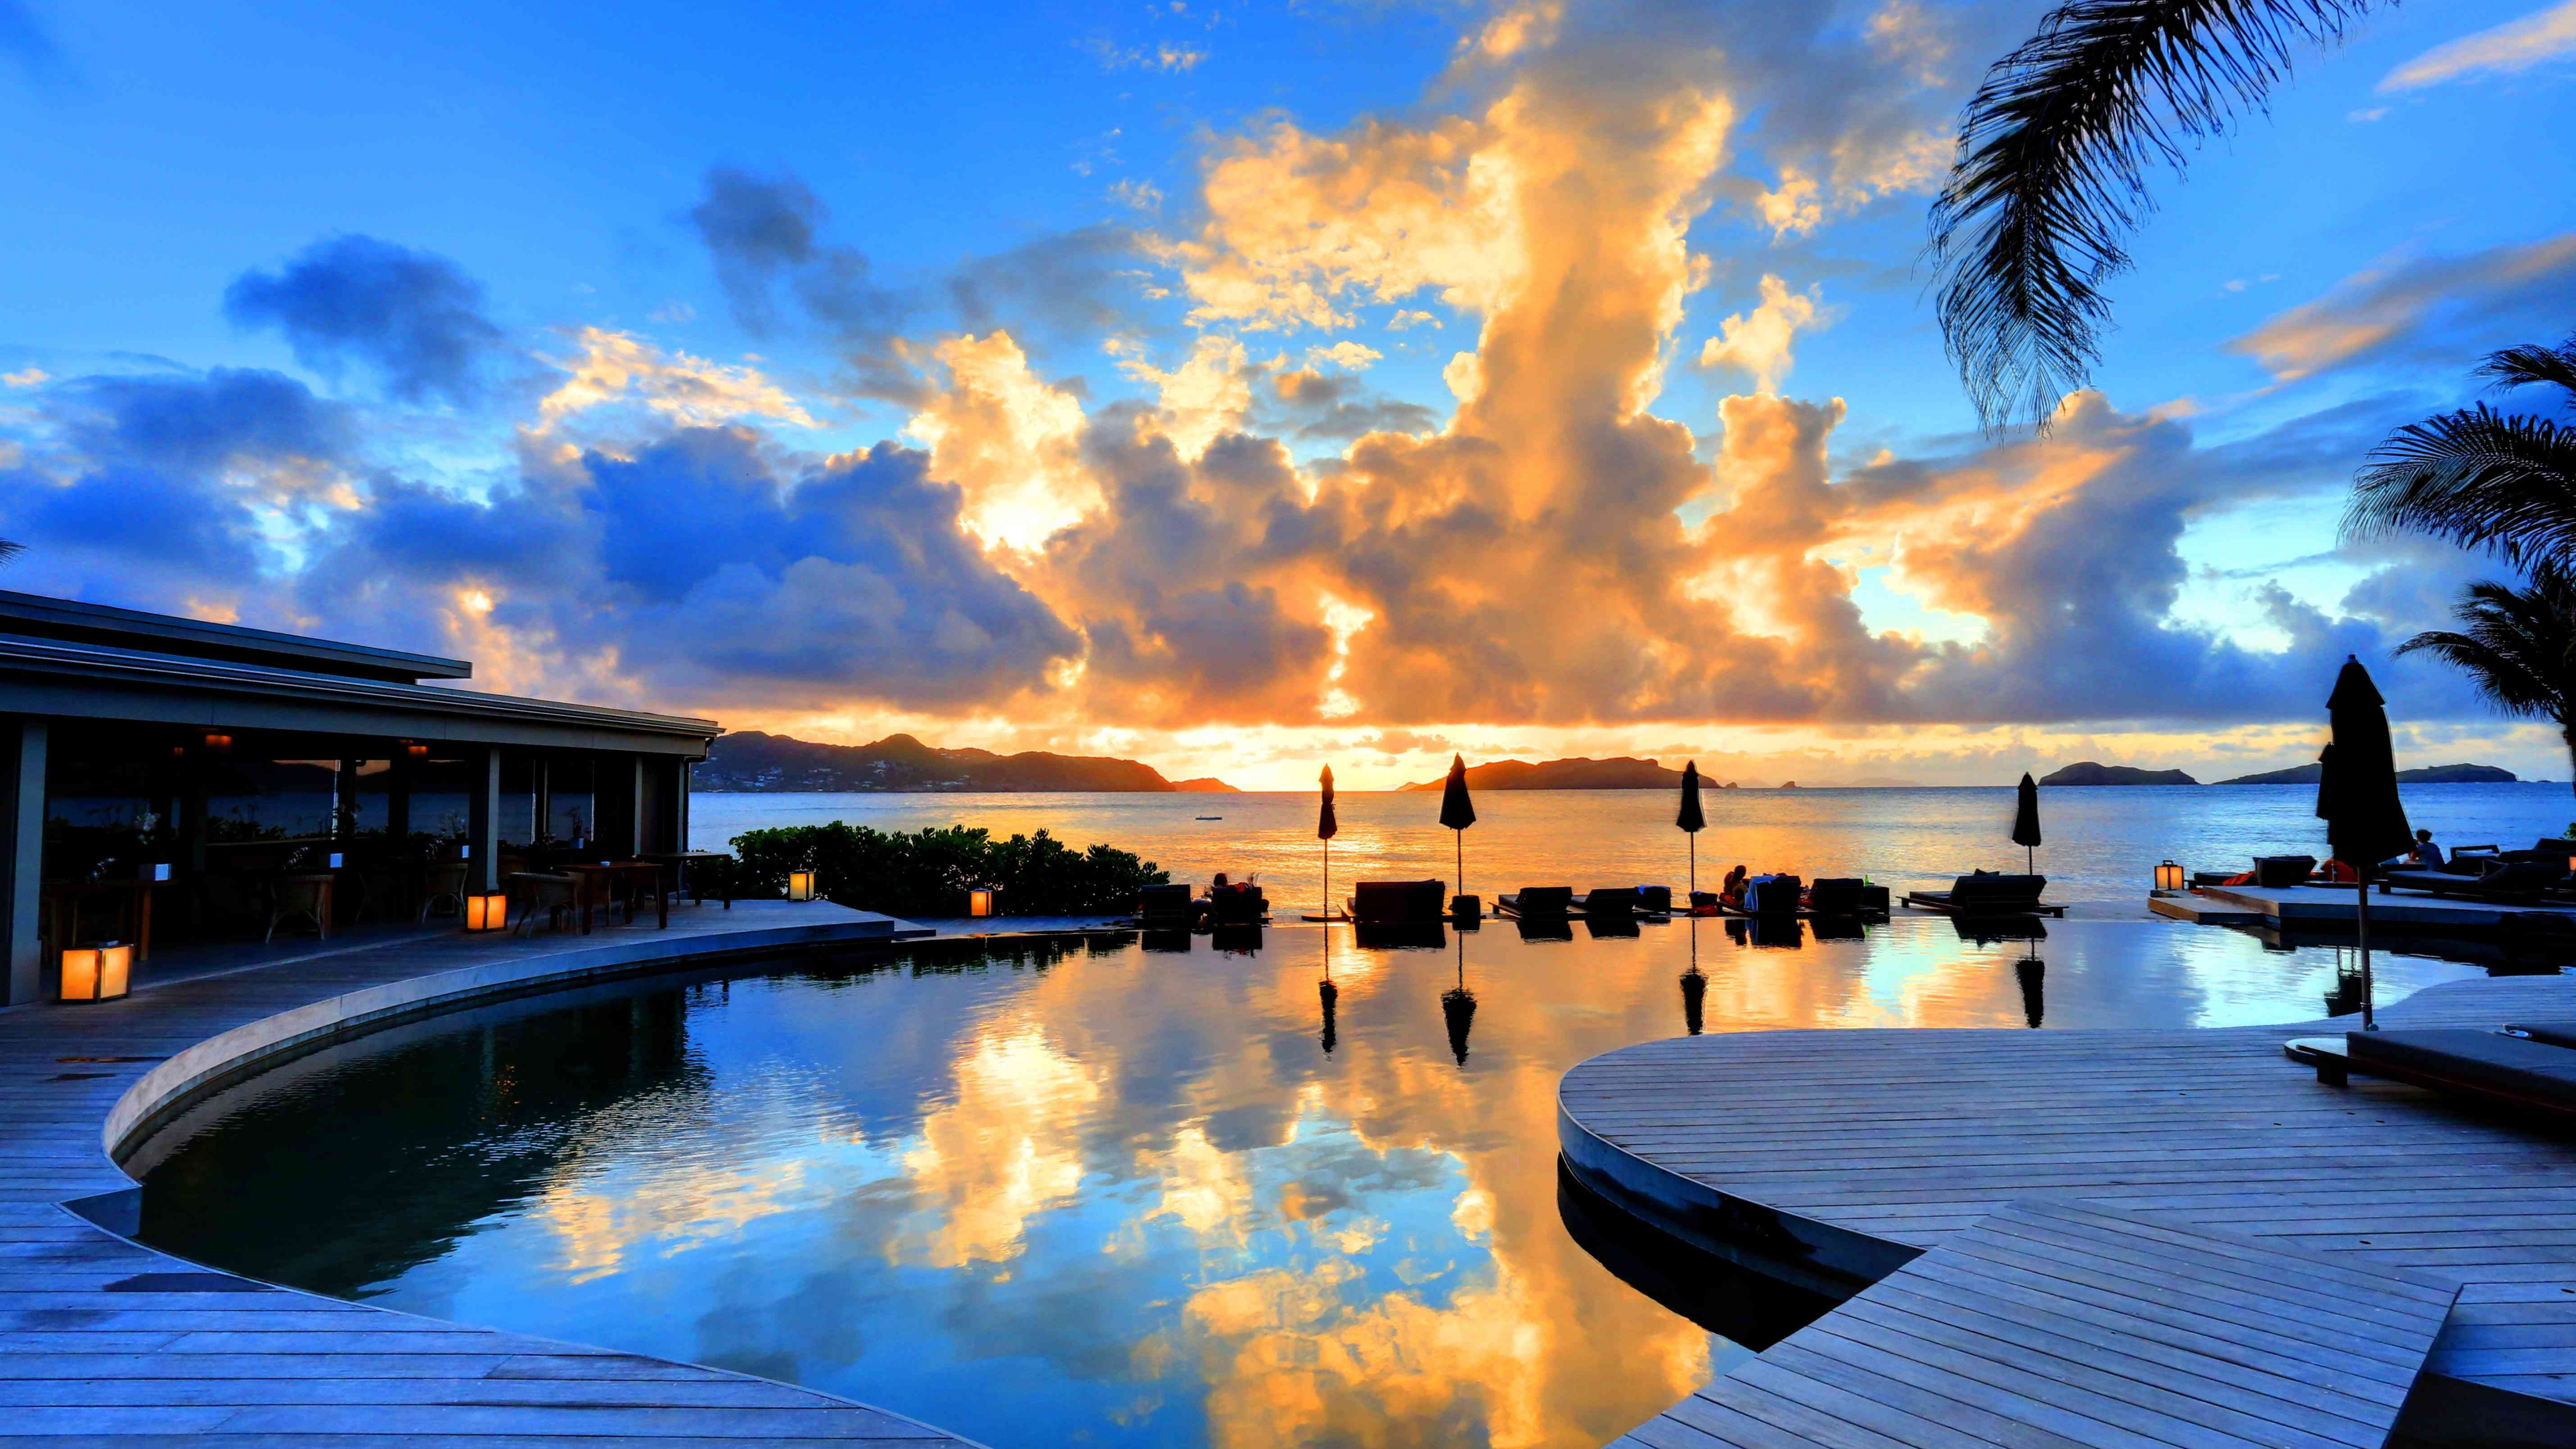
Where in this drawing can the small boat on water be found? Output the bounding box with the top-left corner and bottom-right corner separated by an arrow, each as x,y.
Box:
1196,815 -> 1223,820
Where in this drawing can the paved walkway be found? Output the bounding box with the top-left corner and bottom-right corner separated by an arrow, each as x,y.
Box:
0,901 -> 987,1446
1563,971 -> 2576,1447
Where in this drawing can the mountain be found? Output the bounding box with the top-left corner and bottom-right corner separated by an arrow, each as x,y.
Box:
1398,756 -> 1685,791
694,731 -> 1234,793
2039,761 -> 2199,786
1169,777 -> 1241,793
2218,762 -> 2520,786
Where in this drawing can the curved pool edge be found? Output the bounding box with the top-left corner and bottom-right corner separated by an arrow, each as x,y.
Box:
8,903 -> 1003,1449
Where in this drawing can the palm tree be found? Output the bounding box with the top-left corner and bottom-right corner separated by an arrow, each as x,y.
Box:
2395,566 -> 2576,797
0,540 -> 19,564
1928,0 -> 2380,432
2347,336 -> 2576,568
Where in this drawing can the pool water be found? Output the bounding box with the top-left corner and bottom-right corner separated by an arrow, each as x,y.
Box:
133,917 -> 2510,1449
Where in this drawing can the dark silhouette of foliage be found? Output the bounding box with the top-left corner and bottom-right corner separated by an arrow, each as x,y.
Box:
2349,335 -> 2576,569
2396,567 -> 2576,797
730,822 -> 1167,916
1929,0 -> 2377,431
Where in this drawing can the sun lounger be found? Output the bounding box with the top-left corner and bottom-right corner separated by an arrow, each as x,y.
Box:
1902,872 -> 2060,917
2315,1028 -> 2576,1115
1349,879 -> 1445,924
1806,877 -> 1889,918
1635,886 -> 1673,915
2506,1022 -> 2576,1048
2383,859 -> 2570,902
2252,855 -> 2316,889
1136,882 -> 1195,925
1583,888 -> 1637,917
1499,887 -> 1574,919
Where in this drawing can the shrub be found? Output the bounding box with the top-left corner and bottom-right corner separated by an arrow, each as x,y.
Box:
730,823 -> 1168,917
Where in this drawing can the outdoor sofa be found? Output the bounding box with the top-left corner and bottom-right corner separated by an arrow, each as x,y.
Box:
2382,858 -> 2571,904
1806,877 -> 1890,918
1349,879 -> 1446,924
1136,882 -> 1196,926
1900,871 -> 2061,917
2313,1027 -> 2576,1117
1498,886 -> 1574,919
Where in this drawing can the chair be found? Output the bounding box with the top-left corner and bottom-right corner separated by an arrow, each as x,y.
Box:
1208,881 -> 1267,925
1582,888 -> 1638,918
1499,887 -> 1573,918
1807,878 -> 1888,918
1901,872 -> 2058,917
2252,855 -> 2316,889
2316,1028 -> 2576,1117
2383,858 -> 2569,903
417,861 -> 469,922
1740,874 -> 1802,915
1634,886 -> 1673,915
262,874 -> 334,944
1136,882 -> 1195,925
1349,880 -> 1445,924
506,872 -> 578,937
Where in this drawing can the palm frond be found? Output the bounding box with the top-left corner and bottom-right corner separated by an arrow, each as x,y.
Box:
0,540 -> 21,565
1928,0 -> 2378,433
2395,568 -> 2576,723
2477,335 -> 2576,407
2347,406 -> 2576,567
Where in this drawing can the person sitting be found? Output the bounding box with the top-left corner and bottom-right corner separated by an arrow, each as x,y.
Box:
1720,863 -> 1749,906
2407,830 -> 2445,868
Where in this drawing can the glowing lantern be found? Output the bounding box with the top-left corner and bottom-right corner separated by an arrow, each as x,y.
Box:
786,870 -> 818,902
406,742 -> 429,758
202,733 -> 232,754
463,893 -> 508,932
969,888 -> 998,918
2154,860 -> 2186,893
60,943 -> 131,1003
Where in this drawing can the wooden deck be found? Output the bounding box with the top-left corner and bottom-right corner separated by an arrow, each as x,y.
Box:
1561,971 -> 2576,1447
1618,1199 -> 2459,1449
0,901 -> 988,1446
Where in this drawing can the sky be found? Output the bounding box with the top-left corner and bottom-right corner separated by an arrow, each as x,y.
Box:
6,0 -> 2576,789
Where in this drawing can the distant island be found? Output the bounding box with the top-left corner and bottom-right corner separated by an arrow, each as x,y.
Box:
2216,762 -> 2520,786
2039,761 -> 2199,786
1400,756 -> 1686,791
694,731 -> 1238,793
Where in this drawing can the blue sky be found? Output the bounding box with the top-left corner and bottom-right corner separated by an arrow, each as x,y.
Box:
6,0 -> 2576,786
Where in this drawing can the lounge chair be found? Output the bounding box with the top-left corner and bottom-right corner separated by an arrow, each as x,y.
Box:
1499,887 -> 1573,919
1635,886 -> 1673,916
1207,881 -> 1268,925
1137,882 -> 1196,926
1349,879 -> 1445,924
2314,1028 -> 2576,1116
1730,873 -> 1801,916
2382,858 -> 2570,903
1583,888 -> 1637,917
1806,878 -> 1889,918
1901,872 -> 2061,917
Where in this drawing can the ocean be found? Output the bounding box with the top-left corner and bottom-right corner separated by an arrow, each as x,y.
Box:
689,781 -> 2576,914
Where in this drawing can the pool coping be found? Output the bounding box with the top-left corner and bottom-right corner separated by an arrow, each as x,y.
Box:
0,901 -> 999,1446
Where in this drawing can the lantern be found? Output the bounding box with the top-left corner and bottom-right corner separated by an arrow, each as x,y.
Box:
2154,860 -> 2185,893
464,892 -> 508,932
786,870 -> 818,902
969,888 -> 998,918
202,732 -> 232,754
60,943 -> 131,1003
406,742 -> 429,758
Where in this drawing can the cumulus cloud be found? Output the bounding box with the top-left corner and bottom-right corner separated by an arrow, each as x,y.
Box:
539,327 -> 819,430
1698,275 -> 1822,393
1266,369 -> 1439,442
905,332 -> 1096,552
224,235 -> 505,405
2230,233 -> 2576,381
2381,0 -> 2576,91
686,166 -> 914,397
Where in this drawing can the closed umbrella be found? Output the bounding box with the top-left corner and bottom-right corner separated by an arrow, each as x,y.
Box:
1314,764 -> 1340,922
2316,656 -> 2412,1030
2011,773 -> 2042,875
1677,761 -> 1707,897
1439,754 -> 1477,909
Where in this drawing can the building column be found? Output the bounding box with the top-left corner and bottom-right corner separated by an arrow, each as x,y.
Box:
1,719 -> 48,1007
466,745 -> 500,893
679,760 -> 694,852
386,749 -> 413,845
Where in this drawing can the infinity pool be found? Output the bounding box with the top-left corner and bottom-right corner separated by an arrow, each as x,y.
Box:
133,916 -> 2504,1448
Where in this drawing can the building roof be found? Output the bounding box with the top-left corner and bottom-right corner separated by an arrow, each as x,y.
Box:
0,606 -> 718,757
0,591 -> 472,684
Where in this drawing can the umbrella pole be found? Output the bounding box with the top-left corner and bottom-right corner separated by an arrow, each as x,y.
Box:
1323,839 -> 1330,922
1456,831 -> 1463,904
2358,875 -> 2376,1030
1689,835 -> 1697,898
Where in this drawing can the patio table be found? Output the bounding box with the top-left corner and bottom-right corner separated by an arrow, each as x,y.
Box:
561,861 -> 669,933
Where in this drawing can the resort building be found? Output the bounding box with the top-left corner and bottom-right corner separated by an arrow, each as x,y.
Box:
0,590 -> 715,1005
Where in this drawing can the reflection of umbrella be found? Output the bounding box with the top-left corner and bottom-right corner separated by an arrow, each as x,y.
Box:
1680,919 -> 1706,1035
2317,656 -> 2411,1030
1676,761 -> 1707,897
2011,773 -> 2042,875
1441,929 -> 1477,1065
1439,754 -> 1477,904
1318,977 -> 1339,1054
1315,764 -> 1341,922
2015,920 -> 2045,1029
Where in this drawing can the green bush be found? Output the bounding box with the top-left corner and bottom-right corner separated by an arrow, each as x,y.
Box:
730,822 -> 1168,917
